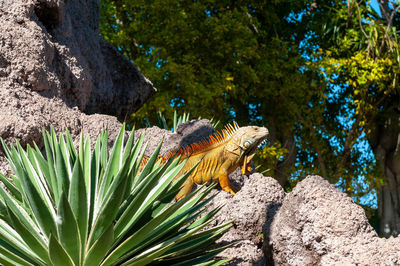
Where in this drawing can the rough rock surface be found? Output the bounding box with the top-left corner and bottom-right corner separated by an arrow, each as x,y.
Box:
210,173 -> 285,265
267,175 -> 400,265
134,119 -> 216,156
0,0 -> 155,118
0,0 -> 155,171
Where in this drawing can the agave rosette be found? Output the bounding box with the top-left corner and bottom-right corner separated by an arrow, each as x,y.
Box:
0,125 -> 231,265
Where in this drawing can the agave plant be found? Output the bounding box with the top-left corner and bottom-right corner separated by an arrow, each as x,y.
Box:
0,125 -> 231,265
154,111 -> 192,133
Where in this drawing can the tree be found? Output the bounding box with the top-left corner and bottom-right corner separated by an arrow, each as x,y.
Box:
307,0 -> 400,236
100,0 -> 400,236
100,0 -> 320,185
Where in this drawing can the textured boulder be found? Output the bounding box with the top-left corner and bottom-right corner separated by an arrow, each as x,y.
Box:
267,175 -> 400,265
0,0 -> 155,118
210,173 -> 285,265
0,90 -> 124,174
0,0 -> 155,172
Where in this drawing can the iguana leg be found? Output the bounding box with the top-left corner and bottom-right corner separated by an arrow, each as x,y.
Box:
218,161 -> 238,195
242,165 -> 253,175
242,154 -> 255,175
241,159 -> 253,175
175,177 -> 194,201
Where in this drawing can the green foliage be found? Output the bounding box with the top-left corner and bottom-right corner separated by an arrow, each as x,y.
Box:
129,110 -> 221,134
0,126 -> 231,265
100,0 -> 317,188
100,0 -> 400,215
254,141 -> 287,176
301,0 -> 400,201
99,0 -> 314,125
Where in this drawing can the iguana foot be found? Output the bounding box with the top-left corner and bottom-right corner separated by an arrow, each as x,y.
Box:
242,165 -> 253,175
175,177 -> 194,201
221,184 -> 239,196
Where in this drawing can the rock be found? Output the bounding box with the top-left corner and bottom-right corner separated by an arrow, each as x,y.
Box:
210,173 -> 285,265
176,119 -> 216,147
208,173 -> 285,244
134,126 -> 181,157
134,119 -> 216,156
267,175 -> 400,265
0,0 -> 155,172
217,240 -> 266,266
0,91 -> 124,173
0,0 -> 155,119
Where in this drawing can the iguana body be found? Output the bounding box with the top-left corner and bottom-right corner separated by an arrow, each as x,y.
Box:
142,123 -> 269,201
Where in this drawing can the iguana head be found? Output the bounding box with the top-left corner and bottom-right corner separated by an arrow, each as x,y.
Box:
226,125 -> 269,172
239,126 -> 269,154
237,126 -> 269,174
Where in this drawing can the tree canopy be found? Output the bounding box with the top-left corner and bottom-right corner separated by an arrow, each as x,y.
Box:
100,0 -> 400,236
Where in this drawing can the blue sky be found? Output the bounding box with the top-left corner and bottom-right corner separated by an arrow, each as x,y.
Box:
370,0 -> 382,17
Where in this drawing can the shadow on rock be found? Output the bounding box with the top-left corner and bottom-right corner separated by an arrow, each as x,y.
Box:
263,202 -> 282,266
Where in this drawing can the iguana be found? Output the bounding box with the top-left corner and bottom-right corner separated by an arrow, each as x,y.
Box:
141,122 -> 269,201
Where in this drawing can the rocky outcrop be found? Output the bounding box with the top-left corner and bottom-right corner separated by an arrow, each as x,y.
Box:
267,175 -> 400,265
0,0 -> 155,170
211,173 -> 285,265
0,0 -> 155,117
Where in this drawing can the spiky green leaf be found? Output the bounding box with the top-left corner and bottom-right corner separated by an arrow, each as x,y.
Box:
84,224 -> 114,266
7,208 -> 49,264
48,234 -> 74,266
68,158 -> 88,254
56,193 -> 81,265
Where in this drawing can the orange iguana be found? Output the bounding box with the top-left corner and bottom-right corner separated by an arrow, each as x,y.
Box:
141,122 -> 269,201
